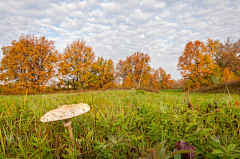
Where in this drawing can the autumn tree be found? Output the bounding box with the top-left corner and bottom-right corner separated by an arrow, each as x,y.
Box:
172,78 -> 186,89
200,39 -> 220,85
177,40 -> 205,89
215,37 -> 240,78
222,67 -> 234,82
211,64 -> 222,84
0,34 -> 58,94
151,67 -> 173,89
58,39 -> 95,90
116,52 -> 151,87
91,57 -> 115,89
177,40 -> 217,89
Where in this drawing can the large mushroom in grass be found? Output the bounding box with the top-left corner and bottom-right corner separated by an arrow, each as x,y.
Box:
40,103 -> 90,142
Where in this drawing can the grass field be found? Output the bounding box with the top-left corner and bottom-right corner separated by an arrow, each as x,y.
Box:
0,89 -> 240,158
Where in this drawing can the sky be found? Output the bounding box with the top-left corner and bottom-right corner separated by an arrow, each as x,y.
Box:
0,0 -> 239,80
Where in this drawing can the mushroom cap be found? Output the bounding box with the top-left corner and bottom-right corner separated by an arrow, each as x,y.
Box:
40,103 -> 90,122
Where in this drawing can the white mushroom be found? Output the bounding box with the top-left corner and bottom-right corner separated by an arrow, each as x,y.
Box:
40,103 -> 90,142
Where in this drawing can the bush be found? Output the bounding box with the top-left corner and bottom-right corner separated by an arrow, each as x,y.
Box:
102,82 -> 116,90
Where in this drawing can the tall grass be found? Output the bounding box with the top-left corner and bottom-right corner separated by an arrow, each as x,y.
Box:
0,90 -> 240,158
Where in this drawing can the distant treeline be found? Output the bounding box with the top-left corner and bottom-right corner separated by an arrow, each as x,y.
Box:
0,35 -> 239,94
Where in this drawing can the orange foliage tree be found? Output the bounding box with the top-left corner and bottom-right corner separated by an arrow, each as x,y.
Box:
177,40 -> 217,90
58,39 -> 95,90
211,64 -> 222,85
0,34 -> 58,94
116,52 -> 151,87
202,39 -> 220,85
151,67 -> 173,89
172,78 -> 186,89
215,37 -> 240,78
222,67 -> 234,82
91,57 -> 115,89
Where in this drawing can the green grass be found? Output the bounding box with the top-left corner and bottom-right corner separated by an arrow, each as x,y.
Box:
0,90 -> 240,158
160,89 -> 184,93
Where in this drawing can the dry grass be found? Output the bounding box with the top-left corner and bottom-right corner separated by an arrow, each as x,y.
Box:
190,80 -> 240,94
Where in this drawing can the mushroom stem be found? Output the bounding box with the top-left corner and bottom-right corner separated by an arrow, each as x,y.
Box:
63,119 -> 74,143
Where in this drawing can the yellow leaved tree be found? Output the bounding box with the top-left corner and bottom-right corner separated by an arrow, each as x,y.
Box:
177,40 -> 217,90
91,57 -> 115,89
116,52 -> 151,87
58,39 -> 95,90
0,34 -> 58,94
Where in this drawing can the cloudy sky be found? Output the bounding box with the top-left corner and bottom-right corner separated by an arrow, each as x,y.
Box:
0,0 -> 239,79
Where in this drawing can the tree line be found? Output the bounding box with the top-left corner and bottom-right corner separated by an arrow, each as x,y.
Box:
0,35 -> 172,94
178,38 -> 240,90
0,34 -> 239,94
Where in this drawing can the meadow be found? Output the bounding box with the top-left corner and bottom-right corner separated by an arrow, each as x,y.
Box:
0,89 -> 240,158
